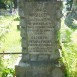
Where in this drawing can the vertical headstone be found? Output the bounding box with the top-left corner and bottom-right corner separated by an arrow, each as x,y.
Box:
15,0 -> 65,77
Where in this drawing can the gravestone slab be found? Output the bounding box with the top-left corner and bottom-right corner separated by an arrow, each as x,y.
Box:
15,0 -> 65,77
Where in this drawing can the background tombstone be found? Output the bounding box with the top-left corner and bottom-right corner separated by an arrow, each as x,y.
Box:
15,0 -> 65,77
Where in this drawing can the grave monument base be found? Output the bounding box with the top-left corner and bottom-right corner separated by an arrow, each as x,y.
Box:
15,61 -> 65,77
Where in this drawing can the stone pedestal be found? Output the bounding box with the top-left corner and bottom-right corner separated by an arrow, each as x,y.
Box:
16,61 -> 64,77
15,0 -> 65,77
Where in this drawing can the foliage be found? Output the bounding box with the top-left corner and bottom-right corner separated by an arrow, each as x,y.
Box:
62,3 -> 77,77
0,0 -> 17,9
1,67 -> 15,77
0,56 -> 4,76
0,15 -> 21,77
65,11 -> 77,29
0,15 -> 21,51
0,0 -> 6,9
64,0 -> 73,11
61,17 -> 77,77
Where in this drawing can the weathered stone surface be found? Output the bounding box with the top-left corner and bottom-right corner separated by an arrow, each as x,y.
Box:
21,54 -> 30,62
52,68 -> 64,77
50,51 -> 60,60
15,62 -> 64,77
15,0 -> 65,77
38,55 -> 49,61
30,54 -> 38,61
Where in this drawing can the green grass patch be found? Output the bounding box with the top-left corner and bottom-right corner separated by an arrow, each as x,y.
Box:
61,18 -> 77,77
1,21 -> 21,52
0,15 -> 21,52
0,15 -> 21,75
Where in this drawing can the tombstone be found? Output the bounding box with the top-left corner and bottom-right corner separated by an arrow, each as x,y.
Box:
15,0 -> 65,77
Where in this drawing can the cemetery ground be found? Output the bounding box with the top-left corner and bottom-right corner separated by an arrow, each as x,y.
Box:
0,15 -> 21,77
0,15 -> 77,77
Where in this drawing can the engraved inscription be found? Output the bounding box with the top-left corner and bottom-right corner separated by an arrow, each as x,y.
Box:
27,2 -> 55,54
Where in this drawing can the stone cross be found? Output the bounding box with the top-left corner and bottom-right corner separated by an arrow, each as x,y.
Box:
15,0 -> 65,77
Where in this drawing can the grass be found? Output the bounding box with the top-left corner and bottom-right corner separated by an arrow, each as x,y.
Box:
0,15 -> 21,72
1,20 -> 21,52
61,18 -> 77,77
0,15 -> 21,52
